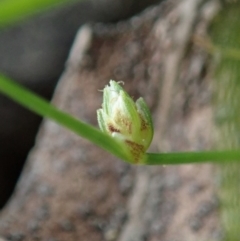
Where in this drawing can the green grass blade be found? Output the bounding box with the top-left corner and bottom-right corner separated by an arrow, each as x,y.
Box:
1,74 -> 240,166
0,0 -> 78,28
145,150 -> 240,165
0,74 -> 129,161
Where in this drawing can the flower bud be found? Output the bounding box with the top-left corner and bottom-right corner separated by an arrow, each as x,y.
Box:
97,80 -> 153,163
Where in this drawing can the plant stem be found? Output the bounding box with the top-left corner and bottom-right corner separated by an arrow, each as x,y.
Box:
1,74 -> 240,166
145,150 -> 240,165
0,75 -> 129,161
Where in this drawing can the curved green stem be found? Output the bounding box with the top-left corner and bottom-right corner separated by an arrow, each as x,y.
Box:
145,150 -> 240,165
1,74 -> 240,165
0,75 -> 129,161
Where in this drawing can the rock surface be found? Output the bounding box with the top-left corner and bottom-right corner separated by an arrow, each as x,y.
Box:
0,0 -> 161,208
0,0 -> 222,240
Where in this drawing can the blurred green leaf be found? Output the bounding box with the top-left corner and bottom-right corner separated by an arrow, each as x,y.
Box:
211,2 -> 240,240
0,0 -> 78,28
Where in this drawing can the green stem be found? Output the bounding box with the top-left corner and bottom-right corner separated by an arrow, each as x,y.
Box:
145,150 -> 240,165
0,75 -> 128,161
1,74 -> 240,165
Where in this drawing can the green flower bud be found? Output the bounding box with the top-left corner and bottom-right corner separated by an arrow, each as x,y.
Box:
97,80 -> 153,163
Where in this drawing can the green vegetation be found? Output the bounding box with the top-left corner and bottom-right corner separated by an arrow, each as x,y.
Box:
0,75 -> 129,162
210,2 -> 240,240
0,0 -> 78,28
0,74 -> 240,166
0,0 -> 240,239
0,0 -> 239,167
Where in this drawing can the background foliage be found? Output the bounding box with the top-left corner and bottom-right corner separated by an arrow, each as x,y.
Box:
211,2 -> 240,240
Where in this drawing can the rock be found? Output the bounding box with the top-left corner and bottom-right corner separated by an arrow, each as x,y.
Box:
0,1 -> 221,240
0,0 -> 161,208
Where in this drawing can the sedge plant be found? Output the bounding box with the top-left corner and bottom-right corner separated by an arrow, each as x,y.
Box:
0,0 -> 239,166
0,75 -> 240,165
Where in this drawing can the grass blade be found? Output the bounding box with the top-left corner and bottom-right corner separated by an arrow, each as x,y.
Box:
0,74 -> 129,161
1,74 -> 240,166
145,150 -> 240,165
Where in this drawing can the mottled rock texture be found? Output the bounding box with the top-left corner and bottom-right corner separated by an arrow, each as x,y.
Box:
0,0 -> 222,240
0,0 -> 161,207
